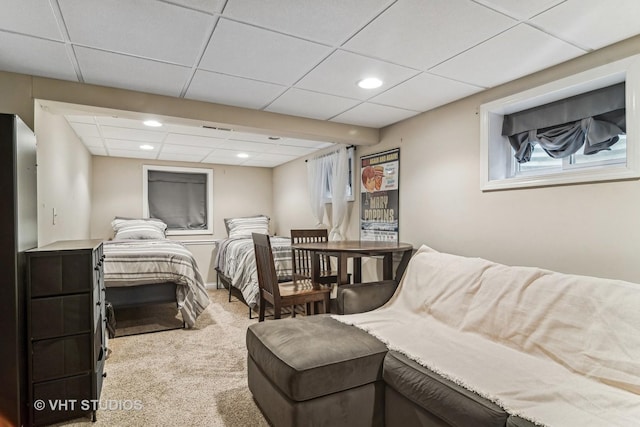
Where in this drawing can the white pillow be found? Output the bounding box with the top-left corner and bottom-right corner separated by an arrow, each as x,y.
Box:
111,218 -> 167,240
225,215 -> 269,238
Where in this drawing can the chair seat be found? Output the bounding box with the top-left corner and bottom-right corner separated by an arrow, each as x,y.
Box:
278,279 -> 331,298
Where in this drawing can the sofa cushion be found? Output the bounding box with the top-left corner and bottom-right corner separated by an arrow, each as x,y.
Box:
383,351 -> 508,427
246,315 -> 387,402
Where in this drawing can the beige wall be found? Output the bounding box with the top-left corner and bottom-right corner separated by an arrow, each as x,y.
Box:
274,36 -> 640,284
35,106 -> 92,246
91,156 -> 274,284
91,156 -> 273,239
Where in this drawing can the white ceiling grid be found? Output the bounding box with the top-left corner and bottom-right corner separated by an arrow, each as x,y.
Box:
1,0 -> 640,167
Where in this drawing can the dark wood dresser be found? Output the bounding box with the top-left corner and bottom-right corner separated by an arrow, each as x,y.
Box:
25,239 -> 106,426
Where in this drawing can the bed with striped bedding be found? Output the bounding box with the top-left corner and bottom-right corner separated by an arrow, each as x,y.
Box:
102,238 -> 210,328
215,236 -> 292,308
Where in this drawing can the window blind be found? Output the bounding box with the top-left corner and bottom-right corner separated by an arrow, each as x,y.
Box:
148,171 -> 207,230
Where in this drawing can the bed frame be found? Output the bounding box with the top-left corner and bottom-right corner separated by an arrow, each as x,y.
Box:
105,282 -> 185,331
215,266 -> 294,319
215,267 -> 256,318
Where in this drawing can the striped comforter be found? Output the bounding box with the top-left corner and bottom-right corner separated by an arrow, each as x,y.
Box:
215,236 -> 292,308
103,239 -> 210,328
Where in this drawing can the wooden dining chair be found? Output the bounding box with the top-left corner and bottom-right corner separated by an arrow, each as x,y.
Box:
290,228 -> 349,285
252,233 -> 331,321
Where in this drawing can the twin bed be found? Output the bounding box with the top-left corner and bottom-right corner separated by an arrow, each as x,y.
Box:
215,235 -> 292,309
102,215 -> 291,328
214,215 -> 292,311
102,218 -> 210,329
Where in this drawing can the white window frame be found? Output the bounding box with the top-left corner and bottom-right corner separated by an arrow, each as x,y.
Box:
142,164 -> 213,235
480,54 -> 640,191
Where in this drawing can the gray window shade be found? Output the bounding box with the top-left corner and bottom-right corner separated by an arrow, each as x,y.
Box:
148,171 -> 207,230
502,83 -> 626,163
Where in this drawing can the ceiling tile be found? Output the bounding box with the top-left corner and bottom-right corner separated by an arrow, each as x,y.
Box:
530,0 -> 640,50
59,0 -> 213,65
81,136 -> 105,148
100,126 -> 165,142
167,0 -> 225,14
69,122 -> 101,138
95,116 -> 150,129
265,88 -> 360,120
430,24 -> 585,88
343,0 -> 516,70
160,144 -> 213,156
105,139 -> 159,151
164,123 -> 234,138
242,152 -> 297,168
222,139 -> 274,152
199,19 -> 332,85
157,152 -> 207,162
268,144 -> 317,156
164,133 -> 227,148
296,50 -> 419,100
66,115 -> 97,124
0,1 -> 62,40
222,0 -> 395,45
202,149 -> 246,165
108,149 -> 158,160
87,146 -> 107,156
75,47 -> 191,97
370,72 -> 484,111
0,32 -> 78,81
331,103 -> 419,128
186,70 -> 286,109
473,0 -> 565,20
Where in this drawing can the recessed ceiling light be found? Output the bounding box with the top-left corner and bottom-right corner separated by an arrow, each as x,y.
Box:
237,153 -> 249,158
140,144 -> 155,150
357,77 -> 383,89
143,119 -> 162,127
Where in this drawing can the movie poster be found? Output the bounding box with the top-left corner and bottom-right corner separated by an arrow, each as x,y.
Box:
360,148 -> 399,241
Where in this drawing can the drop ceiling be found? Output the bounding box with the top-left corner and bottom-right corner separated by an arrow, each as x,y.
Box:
3,0 -> 640,167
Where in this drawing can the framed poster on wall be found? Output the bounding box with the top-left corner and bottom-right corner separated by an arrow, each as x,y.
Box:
360,148 -> 400,241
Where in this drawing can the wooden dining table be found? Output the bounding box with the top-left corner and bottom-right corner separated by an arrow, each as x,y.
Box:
290,240 -> 414,286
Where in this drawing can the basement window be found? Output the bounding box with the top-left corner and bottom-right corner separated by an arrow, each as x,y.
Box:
142,165 -> 213,235
480,54 -> 640,191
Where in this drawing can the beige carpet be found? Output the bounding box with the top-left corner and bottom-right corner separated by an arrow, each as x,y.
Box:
56,289 -> 270,427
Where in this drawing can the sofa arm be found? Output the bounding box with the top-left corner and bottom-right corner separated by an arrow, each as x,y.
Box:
334,280 -> 398,314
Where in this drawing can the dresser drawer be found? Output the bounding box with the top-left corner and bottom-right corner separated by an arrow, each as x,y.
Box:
31,294 -> 91,340
30,253 -> 93,297
32,335 -> 91,381
32,374 -> 92,426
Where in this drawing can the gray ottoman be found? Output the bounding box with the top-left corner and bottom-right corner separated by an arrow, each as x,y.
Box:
246,315 -> 388,427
